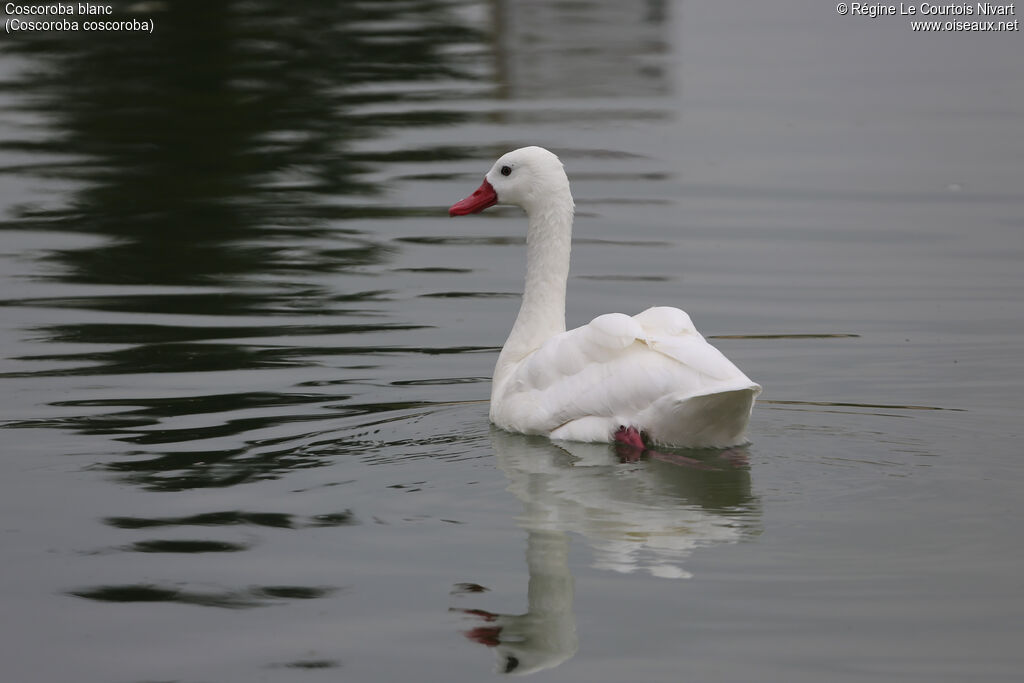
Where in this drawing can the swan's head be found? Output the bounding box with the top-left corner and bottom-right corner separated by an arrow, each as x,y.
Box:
449,146 -> 573,217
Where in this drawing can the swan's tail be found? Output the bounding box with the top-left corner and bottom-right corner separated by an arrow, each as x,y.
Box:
642,385 -> 760,449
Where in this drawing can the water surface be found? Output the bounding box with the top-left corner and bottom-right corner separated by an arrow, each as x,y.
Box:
1,1 -> 1022,681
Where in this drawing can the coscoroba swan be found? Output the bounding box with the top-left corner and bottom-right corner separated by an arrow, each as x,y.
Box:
449,146 -> 760,449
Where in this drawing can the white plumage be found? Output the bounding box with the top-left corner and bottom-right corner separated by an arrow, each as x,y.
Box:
450,146 -> 759,448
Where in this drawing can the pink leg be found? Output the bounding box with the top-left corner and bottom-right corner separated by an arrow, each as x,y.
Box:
613,425 -> 646,462
613,425 -> 734,471
614,425 -> 645,449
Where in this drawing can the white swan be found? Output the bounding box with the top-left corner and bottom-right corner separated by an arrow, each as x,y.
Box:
449,146 -> 760,449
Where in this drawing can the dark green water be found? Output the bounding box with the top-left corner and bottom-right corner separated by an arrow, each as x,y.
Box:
1,1 -> 1022,681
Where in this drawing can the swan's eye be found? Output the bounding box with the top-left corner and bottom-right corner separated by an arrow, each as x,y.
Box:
500,165 -> 512,176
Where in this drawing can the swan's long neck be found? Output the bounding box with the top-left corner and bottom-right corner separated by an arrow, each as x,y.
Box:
498,190 -> 574,368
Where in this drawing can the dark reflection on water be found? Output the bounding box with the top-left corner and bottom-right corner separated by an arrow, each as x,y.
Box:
0,0 -> 500,499
8,399 -> 480,491
69,583 -> 337,609
0,0 -> 492,513
1,0 -> 480,286
126,539 -> 252,553
4,324 -> 430,377
36,321 -> 428,345
0,290 -> 391,316
269,658 -> 341,670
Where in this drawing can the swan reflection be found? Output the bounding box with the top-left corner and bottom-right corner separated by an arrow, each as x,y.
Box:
457,429 -> 760,674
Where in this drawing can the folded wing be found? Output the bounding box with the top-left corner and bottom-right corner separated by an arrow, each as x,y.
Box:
491,307 -> 760,445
